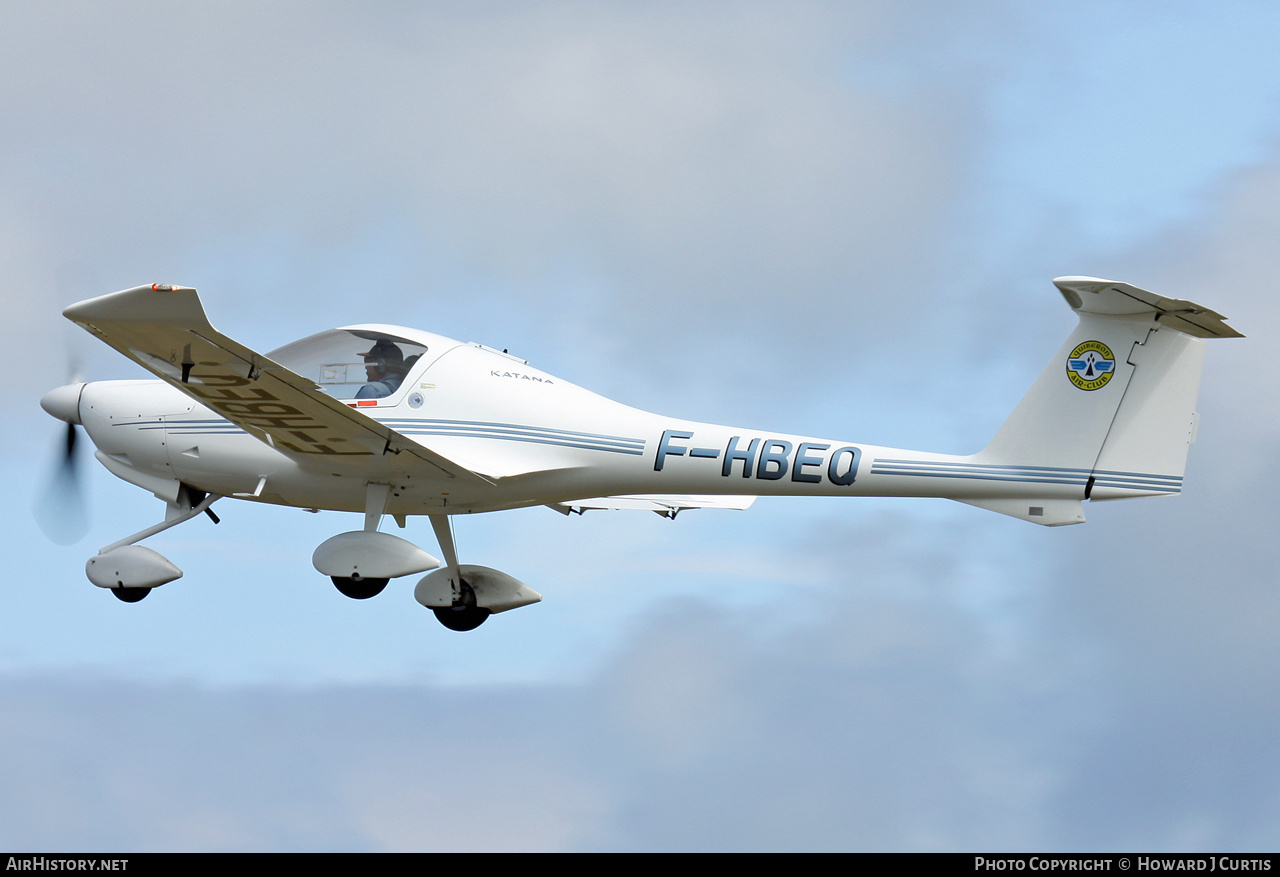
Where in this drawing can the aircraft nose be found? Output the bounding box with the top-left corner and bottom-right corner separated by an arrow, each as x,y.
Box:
41,382 -> 86,425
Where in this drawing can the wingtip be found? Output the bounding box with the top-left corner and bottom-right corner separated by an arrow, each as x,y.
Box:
62,284 -> 211,329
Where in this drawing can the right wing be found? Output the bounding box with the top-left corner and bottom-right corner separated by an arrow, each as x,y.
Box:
64,284 -> 494,485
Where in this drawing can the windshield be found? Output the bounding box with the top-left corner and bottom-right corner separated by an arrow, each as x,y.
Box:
267,329 -> 428,400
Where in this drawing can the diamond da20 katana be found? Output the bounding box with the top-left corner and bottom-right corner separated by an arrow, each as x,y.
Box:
39,278 -> 1240,630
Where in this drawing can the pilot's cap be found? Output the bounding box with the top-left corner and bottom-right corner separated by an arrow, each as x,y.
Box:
359,339 -> 404,365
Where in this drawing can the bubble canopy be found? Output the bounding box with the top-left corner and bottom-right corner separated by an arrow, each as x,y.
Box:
267,329 -> 429,400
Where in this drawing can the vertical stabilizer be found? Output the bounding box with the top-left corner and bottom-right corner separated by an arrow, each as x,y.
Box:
964,277 -> 1240,521
977,307 -> 1150,472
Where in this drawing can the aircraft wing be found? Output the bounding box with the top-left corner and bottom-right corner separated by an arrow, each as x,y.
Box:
63,284 -> 493,485
548,494 -> 757,516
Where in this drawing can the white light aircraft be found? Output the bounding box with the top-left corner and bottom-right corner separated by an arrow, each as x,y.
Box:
40,278 -> 1240,630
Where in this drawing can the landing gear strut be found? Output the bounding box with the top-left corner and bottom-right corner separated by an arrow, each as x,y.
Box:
428,515 -> 490,632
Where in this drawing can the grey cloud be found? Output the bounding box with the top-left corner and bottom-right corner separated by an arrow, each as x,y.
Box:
7,556 -> 1267,852
0,3 -> 986,384
0,601 -> 1078,852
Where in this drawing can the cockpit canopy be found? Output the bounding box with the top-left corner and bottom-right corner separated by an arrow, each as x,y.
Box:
267,329 -> 428,400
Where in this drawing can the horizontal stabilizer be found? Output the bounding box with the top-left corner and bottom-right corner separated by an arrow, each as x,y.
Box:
1053,276 -> 1243,339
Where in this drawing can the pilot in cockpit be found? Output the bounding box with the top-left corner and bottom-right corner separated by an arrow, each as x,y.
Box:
356,339 -> 407,399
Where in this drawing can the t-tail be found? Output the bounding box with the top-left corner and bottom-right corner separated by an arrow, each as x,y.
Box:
954,276 -> 1242,526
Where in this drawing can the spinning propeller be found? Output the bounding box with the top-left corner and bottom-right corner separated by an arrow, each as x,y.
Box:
36,264 -> 101,545
35,377 -> 89,546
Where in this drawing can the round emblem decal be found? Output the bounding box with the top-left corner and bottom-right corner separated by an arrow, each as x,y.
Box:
1066,341 -> 1116,391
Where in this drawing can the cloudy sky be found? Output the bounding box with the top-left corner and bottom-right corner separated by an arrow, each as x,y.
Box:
4,0 -> 1279,851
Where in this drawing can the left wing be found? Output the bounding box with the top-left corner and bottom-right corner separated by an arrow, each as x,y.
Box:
64,284 -> 493,485
547,494 -> 757,517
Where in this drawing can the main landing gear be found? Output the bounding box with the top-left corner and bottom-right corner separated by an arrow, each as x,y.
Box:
316,506 -> 541,631
426,515 -> 489,631
313,484 -> 439,603
315,505 -> 496,630
330,576 -> 389,600
409,514 -> 542,631
431,579 -> 491,631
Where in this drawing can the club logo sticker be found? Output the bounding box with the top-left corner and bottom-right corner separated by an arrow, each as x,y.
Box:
1066,341 -> 1116,391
